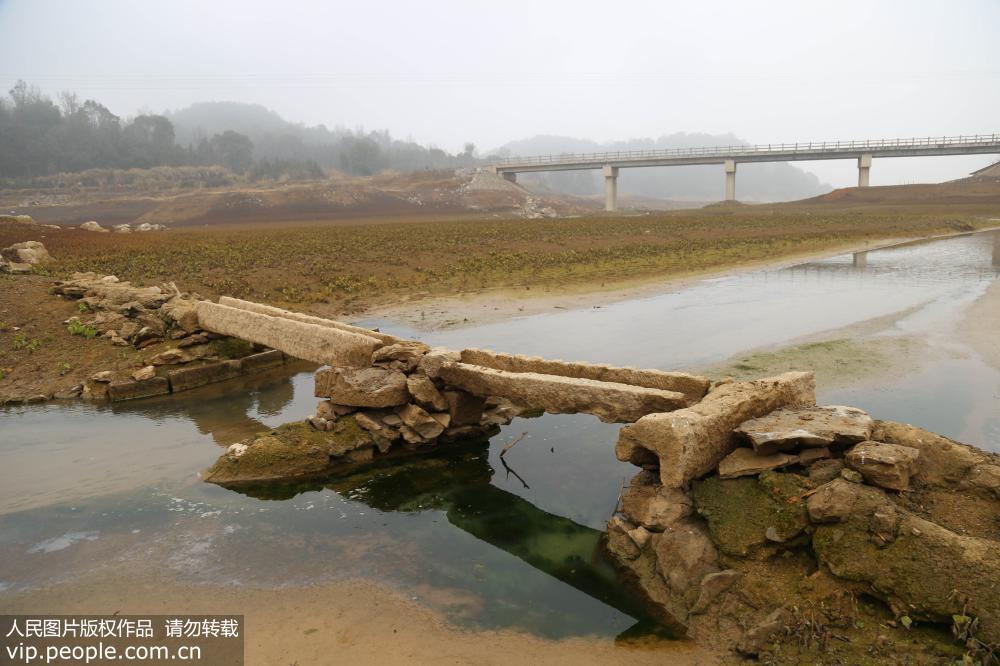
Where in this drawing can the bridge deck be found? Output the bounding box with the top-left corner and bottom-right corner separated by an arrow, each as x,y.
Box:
493,134 -> 1000,173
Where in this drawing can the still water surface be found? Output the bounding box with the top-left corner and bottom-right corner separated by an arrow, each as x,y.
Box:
2,229 -> 998,638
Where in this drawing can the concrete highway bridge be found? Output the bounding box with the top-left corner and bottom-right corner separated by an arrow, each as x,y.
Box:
489,133 -> 1000,211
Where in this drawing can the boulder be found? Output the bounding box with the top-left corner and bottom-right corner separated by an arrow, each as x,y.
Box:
806,478 -> 860,523
807,458 -> 844,485
812,484 -> 1000,643
735,405 -> 872,455
314,366 -> 409,408
160,297 -> 201,333
845,441 -> 920,491
872,420 -> 998,493
80,220 -> 109,232
437,361 -> 687,423
397,403 -> 446,440
150,349 -> 191,366
717,447 -> 798,479
2,241 -> 53,265
443,390 -> 485,426
417,348 -> 461,379
315,400 -> 355,420
616,372 -> 816,488
0,214 -> 36,225
406,374 -> 447,411
652,519 -> 720,598
113,224 -> 132,233
620,476 -> 694,530
373,341 -> 430,371
131,365 -> 156,381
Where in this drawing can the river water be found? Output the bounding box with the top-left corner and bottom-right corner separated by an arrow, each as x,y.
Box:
1,229 -> 998,640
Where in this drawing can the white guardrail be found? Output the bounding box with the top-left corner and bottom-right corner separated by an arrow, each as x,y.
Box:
494,134 -> 1000,167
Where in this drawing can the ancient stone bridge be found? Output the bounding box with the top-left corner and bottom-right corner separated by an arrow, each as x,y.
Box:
196,297 -> 1000,652
196,297 -> 711,426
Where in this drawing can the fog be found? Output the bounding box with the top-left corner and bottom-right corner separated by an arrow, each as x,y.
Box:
1,0 -> 998,187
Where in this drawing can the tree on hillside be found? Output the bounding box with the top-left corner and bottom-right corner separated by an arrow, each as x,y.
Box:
209,130 -> 254,173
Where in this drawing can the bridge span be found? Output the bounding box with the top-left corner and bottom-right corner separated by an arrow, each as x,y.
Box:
489,133 -> 1000,211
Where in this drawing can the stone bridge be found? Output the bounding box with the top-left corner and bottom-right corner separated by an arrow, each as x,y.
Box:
196,297 -> 1000,651
196,297 -> 711,427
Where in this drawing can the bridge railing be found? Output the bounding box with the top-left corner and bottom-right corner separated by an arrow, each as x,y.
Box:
493,133 -> 1000,168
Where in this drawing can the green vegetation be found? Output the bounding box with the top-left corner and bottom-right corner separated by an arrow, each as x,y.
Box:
57,362 -> 71,376
13,333 -> 41,353
66,321 -> 98,339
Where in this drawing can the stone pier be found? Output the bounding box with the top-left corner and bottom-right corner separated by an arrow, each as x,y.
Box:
724,159 -> 737,202
603,164 -> 619,212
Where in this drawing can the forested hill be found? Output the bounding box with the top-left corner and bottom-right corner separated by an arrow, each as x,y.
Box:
0,83 -> 478,182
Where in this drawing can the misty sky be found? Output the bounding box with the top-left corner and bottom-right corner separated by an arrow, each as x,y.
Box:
1,0 -> 998,188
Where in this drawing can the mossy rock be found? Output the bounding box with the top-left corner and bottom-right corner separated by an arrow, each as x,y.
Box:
203,416 -> 374,485
693,471 -> 811,558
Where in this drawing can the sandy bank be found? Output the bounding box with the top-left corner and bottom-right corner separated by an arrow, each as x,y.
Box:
961,280 -> 1000,370
2,573 -> 718,666
361,227 -> 1000,332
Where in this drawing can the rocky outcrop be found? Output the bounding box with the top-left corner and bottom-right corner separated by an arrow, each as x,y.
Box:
197,301 -> 380,367
437,361 -> 687,423
615,371 -> 816,488
605,380 -> 1000,659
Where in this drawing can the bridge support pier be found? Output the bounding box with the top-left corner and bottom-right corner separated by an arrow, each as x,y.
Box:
724,159 -> 737,201
603,165 -> 619,212
858,153 -> 872,187
502,171 -> 517,184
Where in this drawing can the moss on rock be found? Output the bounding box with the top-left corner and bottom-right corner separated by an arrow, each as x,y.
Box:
693,471 -> 811,558
203,416 -> 375,485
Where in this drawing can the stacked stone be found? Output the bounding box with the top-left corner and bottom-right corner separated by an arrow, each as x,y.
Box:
312,343 -> 522,454
605,372 -> 1000,654
50,273 -> 286,402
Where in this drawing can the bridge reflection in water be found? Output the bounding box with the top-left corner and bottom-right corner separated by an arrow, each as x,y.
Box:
222,439 -> 679,641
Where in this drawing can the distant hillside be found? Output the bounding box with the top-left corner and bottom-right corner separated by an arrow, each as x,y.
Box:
166,101 -> 477,173
492,133 -> 832,202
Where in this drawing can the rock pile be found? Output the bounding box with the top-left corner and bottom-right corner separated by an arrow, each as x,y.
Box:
606,373 -> 1000,657
50,273 -> 289,402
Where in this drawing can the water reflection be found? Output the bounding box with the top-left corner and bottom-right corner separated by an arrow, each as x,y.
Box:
228,442 -> 674,639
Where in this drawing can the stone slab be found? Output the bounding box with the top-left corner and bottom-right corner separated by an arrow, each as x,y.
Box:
735,405 -> 873,455
616,372 -> 816,488
459,348 -> 710,404
437,361 -> 686,423
107,377 -> 170,402
197,301 -> 379,367
218,296 -> 401,346
168,360 -> 242,392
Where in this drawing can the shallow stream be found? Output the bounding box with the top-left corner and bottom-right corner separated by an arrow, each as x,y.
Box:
2,229 -> 998,640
